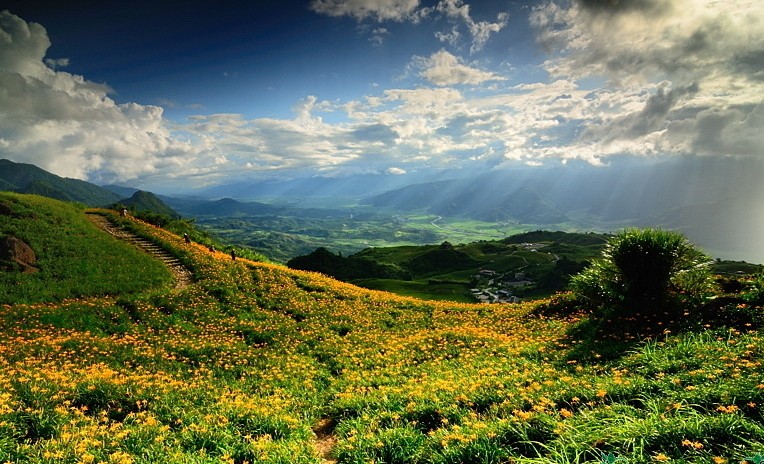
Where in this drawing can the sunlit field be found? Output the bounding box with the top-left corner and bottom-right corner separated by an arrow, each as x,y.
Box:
1,194 -> 763,463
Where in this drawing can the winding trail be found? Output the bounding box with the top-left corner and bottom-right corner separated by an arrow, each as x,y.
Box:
86,214 -> 193,289
88,213 -> 341,459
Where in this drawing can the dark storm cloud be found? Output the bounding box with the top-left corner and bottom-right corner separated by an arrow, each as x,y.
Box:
575,0 -> 667,16
580,82 -> 699,144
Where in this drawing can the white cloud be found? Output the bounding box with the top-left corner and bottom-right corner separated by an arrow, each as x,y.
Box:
44,57 -> 69,70
0,11 -> 194,184
4,3 -> 762,191
414,49 -> 505,86
435,25 -> 461,46
429,0 -> 509,53
0,11 -> 50,76
369,27 -> 389,45
309,0 -> 421,22
532,0 -> 764,86
311,0 -> 508,52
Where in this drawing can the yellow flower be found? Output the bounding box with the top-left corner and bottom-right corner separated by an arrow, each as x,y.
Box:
716,404 -> 739,414
654,453 -> 670,462
681,439 -> 703,449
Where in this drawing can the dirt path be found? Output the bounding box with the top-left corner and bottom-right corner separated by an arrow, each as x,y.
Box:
86,214 -> 193,289
312,418 -> 338,464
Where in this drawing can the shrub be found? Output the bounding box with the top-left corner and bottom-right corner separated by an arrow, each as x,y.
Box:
570,228 -> 713,312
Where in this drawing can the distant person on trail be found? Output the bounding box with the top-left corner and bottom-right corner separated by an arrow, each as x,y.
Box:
231,249 -> 236,261
184,233 -> 191,244
120,208 -> 128,218
208,245 -> 216,253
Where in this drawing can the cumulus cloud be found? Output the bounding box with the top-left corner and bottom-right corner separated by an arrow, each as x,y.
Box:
0,10 -> 193,184
44,57 -> 69,70
4,2 -> 762,191
0,12 -> 457,187
413,49 -> 505,86
528,0 -> 764,160
369,27 -> 389,45
531,0 -> 764,85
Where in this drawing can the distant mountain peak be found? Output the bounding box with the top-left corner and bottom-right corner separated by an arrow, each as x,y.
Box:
119,190 -> 180,218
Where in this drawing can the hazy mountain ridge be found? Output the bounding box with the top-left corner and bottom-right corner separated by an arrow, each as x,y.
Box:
197,172 -> 444,200
163,197 -> 283,217
102,184 -> 140,198
364,158 -> 762,222
3,157 -> 763,263
359,157 -> 764,262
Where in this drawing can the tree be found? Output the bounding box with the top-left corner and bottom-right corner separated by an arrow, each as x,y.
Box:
570,228 -> 713,312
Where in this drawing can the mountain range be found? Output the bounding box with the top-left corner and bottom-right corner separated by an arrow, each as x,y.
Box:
359,157 -> 763,262
2,156 -> 762,263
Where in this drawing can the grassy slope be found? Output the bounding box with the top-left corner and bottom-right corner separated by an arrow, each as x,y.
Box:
0,195 -> 763,463
0,192 -> 172,304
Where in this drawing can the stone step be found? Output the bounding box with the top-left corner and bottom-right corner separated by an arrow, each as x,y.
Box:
86,213 -> 194,289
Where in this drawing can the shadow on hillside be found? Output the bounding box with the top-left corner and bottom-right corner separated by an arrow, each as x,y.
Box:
553,295 -> 763,364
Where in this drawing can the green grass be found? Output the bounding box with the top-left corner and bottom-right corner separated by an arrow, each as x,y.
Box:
350,278 -> 475,303
0,193 -> 173,304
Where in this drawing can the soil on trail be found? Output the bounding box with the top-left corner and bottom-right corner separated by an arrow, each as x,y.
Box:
87,214 -> 193,289
312,418 -> 338,464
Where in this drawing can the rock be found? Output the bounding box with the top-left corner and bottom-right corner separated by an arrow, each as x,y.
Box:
0,235 -> 38,273
0,202 -> 13,216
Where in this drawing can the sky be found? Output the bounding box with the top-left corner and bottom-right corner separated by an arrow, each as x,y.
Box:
1,0 -> 763,191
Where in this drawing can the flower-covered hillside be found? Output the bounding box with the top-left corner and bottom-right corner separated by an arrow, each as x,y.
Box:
0,194 -> 763,463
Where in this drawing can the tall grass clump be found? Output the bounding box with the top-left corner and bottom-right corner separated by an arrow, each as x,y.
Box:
570,228 -> 714,315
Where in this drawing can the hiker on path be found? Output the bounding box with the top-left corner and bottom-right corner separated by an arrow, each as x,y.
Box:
230,249 -> 236,261
184,233 -> 191,244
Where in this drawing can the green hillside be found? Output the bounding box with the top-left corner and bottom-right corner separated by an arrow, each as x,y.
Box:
0,194 -> 763,463
118,190 -> 180,218
289,232 -> 609,302
0,159 -> 122,206
0,192 -> 172,304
